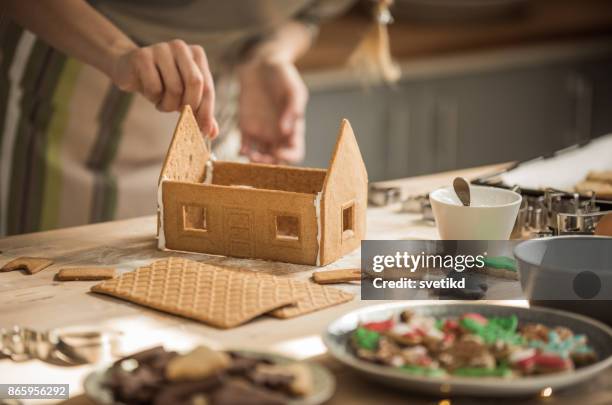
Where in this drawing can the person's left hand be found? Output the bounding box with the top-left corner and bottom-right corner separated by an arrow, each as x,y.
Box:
238,57 -> 307,164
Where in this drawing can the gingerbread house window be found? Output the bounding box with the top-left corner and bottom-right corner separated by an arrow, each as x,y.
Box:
342,202 -> 355,240
182,204 -> 208,232
275,215 -> 300,241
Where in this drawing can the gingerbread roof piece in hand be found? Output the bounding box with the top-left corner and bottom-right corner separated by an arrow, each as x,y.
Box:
157,106 -> 367,265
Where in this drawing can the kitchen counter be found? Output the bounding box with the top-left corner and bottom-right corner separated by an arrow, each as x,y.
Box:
299,0 -> 612,72
0,162 -> 610,404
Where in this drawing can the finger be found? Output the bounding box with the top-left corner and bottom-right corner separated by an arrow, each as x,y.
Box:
239,124 -> 252,157
239,141 -> 250,157
248,140 -> 275,164
171,40 -> 203,113
133,48 -> 163,104
210,119 -> 219,139
250,150 -> 276,164
275,119 -> 305,163
279,83 -> 308,137
191,45 -> 217,137
153,43 -> 184,112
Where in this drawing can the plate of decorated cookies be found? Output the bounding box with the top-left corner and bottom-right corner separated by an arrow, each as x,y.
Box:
323,303 -> 612,396
84,345 -> 335,405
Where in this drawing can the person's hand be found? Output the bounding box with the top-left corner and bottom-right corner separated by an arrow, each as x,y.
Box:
238,57 -> 307,164
110,39 -> 218,137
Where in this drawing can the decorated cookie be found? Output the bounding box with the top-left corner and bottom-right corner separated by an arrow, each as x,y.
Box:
362,318 -> 394,332
350,311 -> 598,379
353,327 -> 380,351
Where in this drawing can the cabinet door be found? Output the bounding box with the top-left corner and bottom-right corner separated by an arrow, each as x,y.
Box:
427,65 -> 574,171
578,56 -> 612,140
379,83 -> 430,179
304,86 -> 391,181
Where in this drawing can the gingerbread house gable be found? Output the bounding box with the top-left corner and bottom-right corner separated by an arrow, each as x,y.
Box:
319,119 -> 368,265
159,106 -> 209,183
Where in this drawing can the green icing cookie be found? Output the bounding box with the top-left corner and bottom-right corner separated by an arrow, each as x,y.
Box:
453,366 -> 512,377
354,327 -> 380,350
460,317 -> 485,334
461,315 -> 523,345
489,315 -> 518,333
401,365 -> 446,377
483,256 -> 517,271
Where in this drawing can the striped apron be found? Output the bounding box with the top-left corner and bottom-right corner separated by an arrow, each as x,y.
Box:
0,0 -> 355,236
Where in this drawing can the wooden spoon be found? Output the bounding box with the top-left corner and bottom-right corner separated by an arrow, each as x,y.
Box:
453,177 -> 471,206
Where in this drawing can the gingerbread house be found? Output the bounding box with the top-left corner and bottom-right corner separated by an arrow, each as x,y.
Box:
157,106 -> 368,265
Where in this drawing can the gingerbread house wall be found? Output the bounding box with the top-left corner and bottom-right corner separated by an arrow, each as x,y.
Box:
161,181 -> 320,265
319,119 -> 368,265
211,161 -> 327,194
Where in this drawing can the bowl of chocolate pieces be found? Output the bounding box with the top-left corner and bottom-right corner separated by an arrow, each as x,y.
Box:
324,303 -> 612,397
84,345 -> 335,405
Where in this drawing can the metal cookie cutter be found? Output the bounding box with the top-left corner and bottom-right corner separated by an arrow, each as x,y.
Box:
52,328 -> 122,364
0,326 -> 122,365
369,185 -> 401,206
400,194 -> 434,222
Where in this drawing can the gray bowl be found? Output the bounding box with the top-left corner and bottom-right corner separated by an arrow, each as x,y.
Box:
514,236 -> 612,325
324,303 -> 612,397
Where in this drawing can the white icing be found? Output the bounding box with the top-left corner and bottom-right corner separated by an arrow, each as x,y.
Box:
157,181 -> 166,250
390,323 -> 413,335
314,192 -> 322,265
204,160 -> 214,184
509,348 -> 536,364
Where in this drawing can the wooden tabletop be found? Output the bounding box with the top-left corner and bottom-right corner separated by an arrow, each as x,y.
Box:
1,163 -> 610,404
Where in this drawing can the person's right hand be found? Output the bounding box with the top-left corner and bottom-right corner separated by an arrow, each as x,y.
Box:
110,39 -> 218,137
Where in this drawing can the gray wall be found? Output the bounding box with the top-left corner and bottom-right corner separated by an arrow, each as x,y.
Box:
302,54 -> 612,181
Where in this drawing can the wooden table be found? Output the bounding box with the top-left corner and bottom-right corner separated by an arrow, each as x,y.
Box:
1,163 -> 610,404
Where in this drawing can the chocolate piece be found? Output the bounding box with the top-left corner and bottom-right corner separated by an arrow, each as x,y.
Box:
227,355 -> 262,375
150,350 -> 179,374
108,347 -> 314,405
209,379 -> 288,405
113,346 -> 166,368
248,364 -> 294,392
108,366 -> 163,404
153,375 -> 223,405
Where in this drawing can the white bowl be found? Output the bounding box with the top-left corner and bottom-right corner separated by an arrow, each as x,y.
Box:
429,185 -> 521,240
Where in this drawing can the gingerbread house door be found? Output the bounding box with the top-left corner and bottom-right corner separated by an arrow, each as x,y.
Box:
223,207 -> 255,258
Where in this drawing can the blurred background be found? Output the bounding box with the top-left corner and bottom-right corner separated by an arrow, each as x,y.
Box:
3,0 -> 612,235
299,0 -> 612,181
